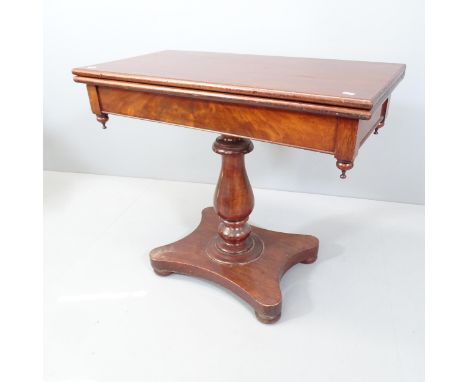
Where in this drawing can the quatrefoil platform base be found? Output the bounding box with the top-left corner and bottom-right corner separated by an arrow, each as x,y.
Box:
150,207 -> 318,324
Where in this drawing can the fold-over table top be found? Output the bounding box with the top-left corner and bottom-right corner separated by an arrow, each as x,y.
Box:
73,50 -> 405,114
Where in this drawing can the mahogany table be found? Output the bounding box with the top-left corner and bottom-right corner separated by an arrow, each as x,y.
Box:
73,51 -> 405,323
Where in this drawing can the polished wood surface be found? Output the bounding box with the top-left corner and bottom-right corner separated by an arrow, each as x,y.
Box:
76,77 -> 372,119
150,136 -> 317,323
152,135 -> 319,323
91,85 -> 338,152
74,51 -> 404,177
73,50 -> 405,111
150,206 -> 318,324
211,136 -> 259,261
73,51 -> 404,323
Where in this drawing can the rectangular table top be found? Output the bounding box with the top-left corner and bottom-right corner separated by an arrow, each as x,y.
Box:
73,50 -> 405,113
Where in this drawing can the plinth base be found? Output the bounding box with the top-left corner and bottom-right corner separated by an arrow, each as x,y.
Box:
150,207 -> 319,323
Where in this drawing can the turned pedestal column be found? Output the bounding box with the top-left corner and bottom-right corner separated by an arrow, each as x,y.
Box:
150,135 -> 319,323
207,135 -> 263,264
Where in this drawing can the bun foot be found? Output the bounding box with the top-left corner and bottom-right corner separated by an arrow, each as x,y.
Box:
255,311 -> 281,324
153,268 -> 172,277
300,248 -> 318,264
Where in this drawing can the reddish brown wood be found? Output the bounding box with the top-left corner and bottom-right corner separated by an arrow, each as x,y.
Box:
73,51 -> 405,323
90,85 -> 338,153
73,50 -> 405,111
95,113 -> 109,129
150,206 -> 318,324
86,85 -> 108,128
334,118 -> 359,179
74,76 -> 374,119
150,135 -> 318,323
373,98 -> 390,135
85,85 -> 102,115
73,51 -> 405,178
210,135 -> 262,262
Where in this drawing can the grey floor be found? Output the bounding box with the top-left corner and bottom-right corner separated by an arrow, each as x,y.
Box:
44,171 -> 424,382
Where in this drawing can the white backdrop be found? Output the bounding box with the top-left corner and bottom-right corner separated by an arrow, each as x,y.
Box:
44,0 -> 424,204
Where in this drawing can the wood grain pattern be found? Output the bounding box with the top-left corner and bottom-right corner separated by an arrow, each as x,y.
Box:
150,207 -> 319,324
73,51 -> 405,323
74,76 -> 373,119
149,136 -> 318,323
73,50 -> 405,111
211,135 -> 260,261
74,52 -> 405,178
334,118 -> 359,178
86,85 -> 102,115
86,85 -> 108,128
80,84 -> 394,178
95,85 -> 339,154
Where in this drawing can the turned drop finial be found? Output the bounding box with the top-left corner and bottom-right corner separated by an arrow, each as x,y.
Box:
336,160 -> 354,179
96,113 -> 109,129
374,122 -> 383,135
374,117 -> 385,135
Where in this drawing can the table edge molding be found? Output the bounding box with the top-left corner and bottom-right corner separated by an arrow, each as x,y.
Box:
74,76 -> 373,120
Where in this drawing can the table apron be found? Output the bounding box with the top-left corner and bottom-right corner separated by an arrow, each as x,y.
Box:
96,85 -> 340,154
